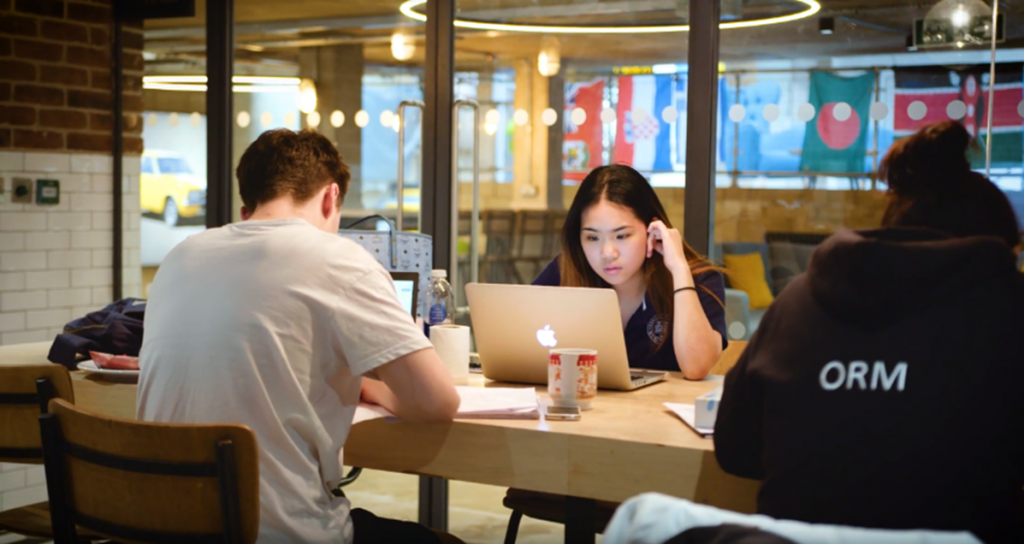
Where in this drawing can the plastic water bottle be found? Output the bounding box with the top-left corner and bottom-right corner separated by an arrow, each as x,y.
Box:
428,269 -> 454,326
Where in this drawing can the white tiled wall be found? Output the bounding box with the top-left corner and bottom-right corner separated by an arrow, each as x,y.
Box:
0,463 -> 47,512
0,151 -> 142,512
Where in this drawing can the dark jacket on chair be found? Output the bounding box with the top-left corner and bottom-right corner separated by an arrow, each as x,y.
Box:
714,228 -> 1024,544
48,298 -> 146,369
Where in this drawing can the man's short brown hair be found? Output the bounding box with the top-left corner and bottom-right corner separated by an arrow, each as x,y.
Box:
236,129 -> 351,211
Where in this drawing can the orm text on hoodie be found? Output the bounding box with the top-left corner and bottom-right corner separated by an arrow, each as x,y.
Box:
714,228 -> 1024,543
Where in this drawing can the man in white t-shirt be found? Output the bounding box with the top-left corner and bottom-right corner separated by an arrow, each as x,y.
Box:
137,129 -> 461,544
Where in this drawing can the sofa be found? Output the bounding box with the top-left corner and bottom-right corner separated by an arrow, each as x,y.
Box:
718,233 -> 830,342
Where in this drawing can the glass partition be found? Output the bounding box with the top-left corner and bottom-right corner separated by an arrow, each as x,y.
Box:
449,0 -> 693,312
139,18 -> 208,296
714,1 -> 1020,342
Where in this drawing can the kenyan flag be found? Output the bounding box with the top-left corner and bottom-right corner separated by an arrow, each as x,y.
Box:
894,64 -> 1023,166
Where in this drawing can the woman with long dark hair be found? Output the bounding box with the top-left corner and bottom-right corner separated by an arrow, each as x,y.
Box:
533,164 -> 727,379
879,120 -> 1020,247
715,120 -> 1024,541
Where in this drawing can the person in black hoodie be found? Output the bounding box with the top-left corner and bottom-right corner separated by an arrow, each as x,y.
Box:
714,121 -> 1024,543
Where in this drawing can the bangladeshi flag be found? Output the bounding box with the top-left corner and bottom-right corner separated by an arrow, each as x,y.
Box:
894,64 -> 1023,166
563,79 -> 604,182
799,72 -> 876,174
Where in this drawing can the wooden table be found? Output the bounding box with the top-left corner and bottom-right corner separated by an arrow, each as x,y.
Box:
2,342 -> 760,541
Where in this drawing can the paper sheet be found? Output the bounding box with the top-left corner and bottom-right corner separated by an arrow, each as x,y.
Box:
454,386 -> 538,417
353,387 -> 540,423
354,403 -> 394,424
664,402 -> 714,438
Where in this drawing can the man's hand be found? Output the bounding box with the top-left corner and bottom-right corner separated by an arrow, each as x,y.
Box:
360,378 -> 397,411
369,348 -> 460,423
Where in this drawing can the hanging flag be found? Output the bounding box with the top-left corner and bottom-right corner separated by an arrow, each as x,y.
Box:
563,79 -> 605,182
894,63 -> 1023,166
799,72 -> 875,174
719,77 -> 783,172
613,75 -> 673,172
674,74 -> 688,169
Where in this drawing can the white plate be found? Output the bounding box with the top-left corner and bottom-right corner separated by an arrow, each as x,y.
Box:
77,360 -> 140,378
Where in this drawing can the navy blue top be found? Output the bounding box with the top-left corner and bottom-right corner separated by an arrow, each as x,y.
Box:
533,258 -> 728,372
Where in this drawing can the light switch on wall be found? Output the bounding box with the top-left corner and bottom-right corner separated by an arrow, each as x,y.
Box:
12,178 -> 32,204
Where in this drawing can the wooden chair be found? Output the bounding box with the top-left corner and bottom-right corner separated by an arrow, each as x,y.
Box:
544,210 -> 568,259
502,344 -> 750,543
512,210 -> 551,281
39,398 -> 260,544
502,489 -> 618,544
480,210 -> 520,284
0,364 -> 94,541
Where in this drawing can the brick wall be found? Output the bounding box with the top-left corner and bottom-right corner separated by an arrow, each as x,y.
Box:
0,1 -> 144,513
1,0 -> 143,153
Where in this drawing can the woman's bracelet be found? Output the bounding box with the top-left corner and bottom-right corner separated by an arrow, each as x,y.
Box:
673,286 -> 697,296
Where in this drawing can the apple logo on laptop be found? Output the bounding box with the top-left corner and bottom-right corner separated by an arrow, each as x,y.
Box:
536,325 -> 557,348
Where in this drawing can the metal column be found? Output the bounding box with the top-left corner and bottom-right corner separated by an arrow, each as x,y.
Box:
418,0 -> 456,532
206,0 -> 234,228
111,16 -> 123,299
546,70 -> 566,210
683,0 -> 721,258
421,0 -> 456,270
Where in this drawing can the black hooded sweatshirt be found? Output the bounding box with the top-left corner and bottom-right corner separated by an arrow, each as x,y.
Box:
714,228 -> 1024,543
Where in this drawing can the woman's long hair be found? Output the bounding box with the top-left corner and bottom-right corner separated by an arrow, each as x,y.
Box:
558,165 -> 722,350
880,120 -> 1020,248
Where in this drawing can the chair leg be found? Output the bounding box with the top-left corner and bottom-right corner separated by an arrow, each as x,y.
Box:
503,510 -> 523,544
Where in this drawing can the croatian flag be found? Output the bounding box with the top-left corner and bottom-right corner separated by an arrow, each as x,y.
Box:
613,75 -> 673,172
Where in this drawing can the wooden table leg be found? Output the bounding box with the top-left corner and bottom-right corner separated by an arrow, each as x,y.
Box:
564,496 -> 596,544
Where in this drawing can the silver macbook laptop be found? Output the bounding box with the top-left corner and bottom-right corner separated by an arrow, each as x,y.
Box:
465,283 -> 666,391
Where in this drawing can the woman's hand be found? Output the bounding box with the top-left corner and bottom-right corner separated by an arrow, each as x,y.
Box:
647,220 -> 689,277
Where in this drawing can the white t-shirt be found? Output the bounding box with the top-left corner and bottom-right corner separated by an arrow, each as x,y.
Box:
137,218 -> 432,544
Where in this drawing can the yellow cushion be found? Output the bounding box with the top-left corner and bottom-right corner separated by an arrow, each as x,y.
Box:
723,252 -> 775,310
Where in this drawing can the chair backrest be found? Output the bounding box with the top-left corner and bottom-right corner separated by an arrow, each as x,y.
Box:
710,341 -> 748,376
544,210 -> 568,258
515,210 -> 549,258
482,210 -> 517,257
40,398 -> 260,544
0,364 -> 74,463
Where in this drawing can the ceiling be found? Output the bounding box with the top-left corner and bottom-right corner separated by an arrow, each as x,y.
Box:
142,1 -> 1024,75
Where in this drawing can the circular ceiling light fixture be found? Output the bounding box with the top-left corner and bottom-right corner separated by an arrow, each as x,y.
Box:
399,0 -> 821,33
143,75 -> 304,93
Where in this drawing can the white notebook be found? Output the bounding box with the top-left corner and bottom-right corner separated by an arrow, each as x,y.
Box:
354,386 -> 540,422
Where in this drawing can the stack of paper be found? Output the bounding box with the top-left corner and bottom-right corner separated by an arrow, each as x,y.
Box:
454,386 -> 539,419
352,386 -> 540,423
664,402 -> 714,438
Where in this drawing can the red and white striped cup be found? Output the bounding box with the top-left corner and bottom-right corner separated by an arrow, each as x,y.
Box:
548,348 -> 597,411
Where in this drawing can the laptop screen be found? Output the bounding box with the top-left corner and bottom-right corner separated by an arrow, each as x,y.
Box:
388,272 -> 419,317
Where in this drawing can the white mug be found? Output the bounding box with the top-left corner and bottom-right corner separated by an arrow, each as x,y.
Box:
429,324 -> 470,383
548,348 -> 597,411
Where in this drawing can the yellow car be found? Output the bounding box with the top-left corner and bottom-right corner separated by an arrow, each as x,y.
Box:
140,150 -> 206,226
382,187 -> 421,213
